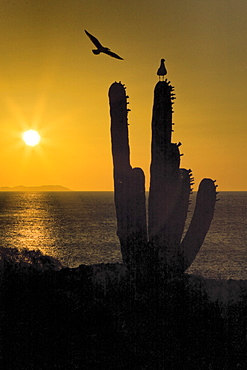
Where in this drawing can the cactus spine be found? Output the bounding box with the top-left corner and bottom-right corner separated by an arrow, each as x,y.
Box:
109,75 -> 217,277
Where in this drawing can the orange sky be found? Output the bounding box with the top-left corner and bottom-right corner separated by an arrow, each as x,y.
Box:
0,0 -> 246,191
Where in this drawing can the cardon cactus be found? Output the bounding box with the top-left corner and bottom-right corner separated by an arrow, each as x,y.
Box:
109,70 -> 217,277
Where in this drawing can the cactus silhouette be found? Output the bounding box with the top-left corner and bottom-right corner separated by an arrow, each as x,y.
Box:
109,74 -> 217,277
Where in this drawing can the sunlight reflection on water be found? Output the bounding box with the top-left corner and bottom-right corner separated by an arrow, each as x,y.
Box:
0,192 -> 121,268
0,191 -> 246,279
185,192 -> 247,279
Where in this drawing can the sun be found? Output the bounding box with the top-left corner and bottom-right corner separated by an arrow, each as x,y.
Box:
22,130 -> 41,146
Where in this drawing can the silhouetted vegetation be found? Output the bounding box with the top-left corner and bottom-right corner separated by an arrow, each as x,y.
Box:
109,79 -> 217,279
0,254 -> 247,369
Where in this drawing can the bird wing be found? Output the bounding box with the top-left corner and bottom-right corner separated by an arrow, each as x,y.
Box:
103,49 -> 123,60
84,30 -> 103,48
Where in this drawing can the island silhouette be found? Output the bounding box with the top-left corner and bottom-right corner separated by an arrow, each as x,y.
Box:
0,185 -> 71,192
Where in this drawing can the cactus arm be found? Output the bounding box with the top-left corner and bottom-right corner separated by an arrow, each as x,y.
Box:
109,82 -> 147,268
148,81 -> 179,243
148,81 -> 183,269
124,167 -> 147,268
180,178 -> 217,271
148,145 -> 181,244
109,82 -> 131,176
165,168 -> 192,245
109,81 -> 132,247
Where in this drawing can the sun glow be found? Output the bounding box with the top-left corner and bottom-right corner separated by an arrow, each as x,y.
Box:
22,130 -> 41,146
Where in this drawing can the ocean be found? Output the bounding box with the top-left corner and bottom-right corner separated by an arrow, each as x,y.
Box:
0,191 -> 246,280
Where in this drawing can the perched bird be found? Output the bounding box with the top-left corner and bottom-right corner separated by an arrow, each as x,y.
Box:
85,30 -> 123,60
157,59 -> 167,80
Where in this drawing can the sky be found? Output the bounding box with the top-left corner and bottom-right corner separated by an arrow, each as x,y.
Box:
0,0 -> 246,191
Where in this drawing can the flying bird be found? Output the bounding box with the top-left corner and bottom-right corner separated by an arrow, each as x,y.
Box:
85,30 -> 123,60
157,59 -> 167,80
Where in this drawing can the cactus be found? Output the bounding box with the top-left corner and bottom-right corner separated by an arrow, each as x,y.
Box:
109,75 -> 217,277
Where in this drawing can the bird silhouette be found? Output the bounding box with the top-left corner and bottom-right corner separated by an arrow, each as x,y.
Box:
157,59 -> 167,80
85,30 -> 123,60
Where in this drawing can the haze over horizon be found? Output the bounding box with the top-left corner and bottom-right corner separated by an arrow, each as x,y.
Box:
0,185 -> 245,193
0,0 -> 246,191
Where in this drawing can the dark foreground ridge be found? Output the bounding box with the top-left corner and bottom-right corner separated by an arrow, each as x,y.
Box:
0,250 -> 247,369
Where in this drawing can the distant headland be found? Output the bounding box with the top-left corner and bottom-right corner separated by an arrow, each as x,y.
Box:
0,185 -> 71,192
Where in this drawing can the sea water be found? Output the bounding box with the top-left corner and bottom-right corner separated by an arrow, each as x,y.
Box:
0,191 -> 246,279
